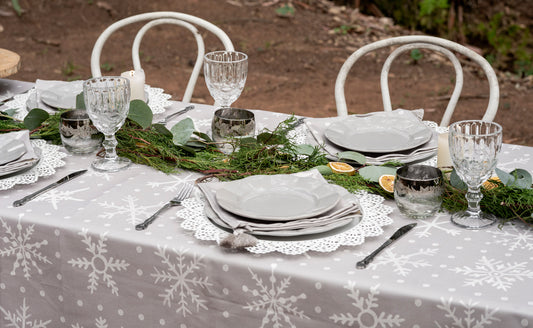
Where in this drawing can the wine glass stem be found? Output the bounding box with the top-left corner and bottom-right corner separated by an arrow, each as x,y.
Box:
103,134 -> 118,161
465,186 -> 483,216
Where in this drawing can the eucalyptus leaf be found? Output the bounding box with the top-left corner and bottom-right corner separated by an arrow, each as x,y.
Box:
294,144 -> 315,156
194,131 -> 213,143
76,92 -> 85,110
358,165 -> 397,182
450,169 -> 468,190
508,169 -> 532,189
185,140 -> 206,149
495,168 -> 514,185
1,108 -> 18,117
337,151 -> 366,165
152,124 -> 173,137
128,100 -> 153,129
171,118 -> 195,146
23,108 -> 49,130
315,165 -> 333,175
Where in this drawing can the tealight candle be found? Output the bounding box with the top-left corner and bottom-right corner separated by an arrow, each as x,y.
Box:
120,69 -> 145,101
437,132 -> 453,168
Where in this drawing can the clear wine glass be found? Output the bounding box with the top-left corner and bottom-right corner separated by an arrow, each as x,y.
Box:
83,76 -> 132,172
204,51 -> 248,108
448,120 -> 502,229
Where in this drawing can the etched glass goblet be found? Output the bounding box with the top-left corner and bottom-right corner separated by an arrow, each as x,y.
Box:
83,76 -> 131,172
204,51 -> 248,108
448,120 -> 502,229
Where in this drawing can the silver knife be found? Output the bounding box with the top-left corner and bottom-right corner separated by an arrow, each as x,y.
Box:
157,105 -> 195,124
13,169 -> 88,207
356,223 -> 417,269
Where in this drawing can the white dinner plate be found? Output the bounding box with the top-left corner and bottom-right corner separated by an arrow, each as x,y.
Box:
215,175 -> 341,221
204,202 -> 360,238
324,115 -> 432,153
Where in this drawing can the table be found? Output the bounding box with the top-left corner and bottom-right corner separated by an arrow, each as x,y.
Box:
1,84 -> 533,328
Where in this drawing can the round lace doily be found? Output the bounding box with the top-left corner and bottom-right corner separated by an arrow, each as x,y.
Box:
0,140 -> 67,190
4,86 -> 172,119
178,190 -> 393,255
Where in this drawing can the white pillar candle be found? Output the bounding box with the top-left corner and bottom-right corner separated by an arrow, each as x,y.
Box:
120,69 -> 145,101
437,132 -> 453,168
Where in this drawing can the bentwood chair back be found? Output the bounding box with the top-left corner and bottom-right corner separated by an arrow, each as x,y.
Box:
90,12 -> 234,103
334,35 -> 499,127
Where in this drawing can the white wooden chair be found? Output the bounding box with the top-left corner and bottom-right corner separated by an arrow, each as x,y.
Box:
90,12 -> 234,103
334,35 -> 499,127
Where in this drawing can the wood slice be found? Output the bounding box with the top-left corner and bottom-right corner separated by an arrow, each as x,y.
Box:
0,49 -> 21,78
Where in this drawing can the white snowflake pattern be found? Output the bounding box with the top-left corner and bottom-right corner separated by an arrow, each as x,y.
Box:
147,174 -> 197,192
451,256 -> 533,291
330,282 -> 404,327
151,246 -> 212,317
68,229 -> 129,296
487,223 -> 533,251
35,187 -> 90,210
371,248 -> 437,276
0,217 -> 51,280
71,316 -> 122,328
0,298 -> 51,328
98,195 -> 163,225
242,263 -> 309,328
414,215 -> 461,238
435,297 -> 500,328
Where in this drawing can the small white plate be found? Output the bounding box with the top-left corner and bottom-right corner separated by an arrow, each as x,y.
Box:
215,175 -> 341,221
325,115 -> 432,153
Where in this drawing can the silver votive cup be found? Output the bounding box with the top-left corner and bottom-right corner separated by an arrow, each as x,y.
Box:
211,108 -> 255,153
60,109 -> 103,154
394,165 -> 444,219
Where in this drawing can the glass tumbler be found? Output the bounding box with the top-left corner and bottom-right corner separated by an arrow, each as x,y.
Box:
394,165 -> 444,219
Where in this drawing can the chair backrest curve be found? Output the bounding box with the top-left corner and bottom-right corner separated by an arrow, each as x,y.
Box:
334,35 -> 499,126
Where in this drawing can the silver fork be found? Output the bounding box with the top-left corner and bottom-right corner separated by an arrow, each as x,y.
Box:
135,183 -> 194,231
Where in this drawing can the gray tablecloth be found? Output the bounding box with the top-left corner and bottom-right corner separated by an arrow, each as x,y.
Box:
1,91 -> 532,327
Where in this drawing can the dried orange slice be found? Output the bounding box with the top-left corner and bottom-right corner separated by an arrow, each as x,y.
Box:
483,176 -> 501,190
327,162 -> 355,176
378,174 -> 395,193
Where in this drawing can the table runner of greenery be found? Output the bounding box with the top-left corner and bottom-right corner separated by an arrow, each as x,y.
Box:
1,103 -> 531,225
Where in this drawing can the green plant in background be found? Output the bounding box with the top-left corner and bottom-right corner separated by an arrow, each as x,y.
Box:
11,0 -> 22,16
61,61 -> 81,81
275,3 -> 295,18
476,12 -> 533,77
418,0 -> 449,34
100,62 -> 114,72
334,25 -> 355,35
410,48 -> 423,64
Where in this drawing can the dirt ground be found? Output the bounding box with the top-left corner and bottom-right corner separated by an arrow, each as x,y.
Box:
1,0 -> 531,145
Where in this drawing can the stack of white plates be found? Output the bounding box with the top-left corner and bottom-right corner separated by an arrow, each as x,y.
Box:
199,174 -> 361,237
307,111 -> 438,165
0,130 -> 40,178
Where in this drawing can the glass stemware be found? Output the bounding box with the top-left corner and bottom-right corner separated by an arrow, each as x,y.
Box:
83,76 -> 131,172
203,51 -> 248,108
448,120 -> 502,229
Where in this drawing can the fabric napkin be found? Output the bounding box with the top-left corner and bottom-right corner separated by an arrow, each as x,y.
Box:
35,79 -> 83,109
0,130 -> 39,176
197,170 -> 361,249
305,109 -> 437,165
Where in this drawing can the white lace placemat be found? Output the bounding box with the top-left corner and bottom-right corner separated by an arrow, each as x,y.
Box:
0,140 -> 67,190
178,189 -> 393,255
3,86 -> 172,119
